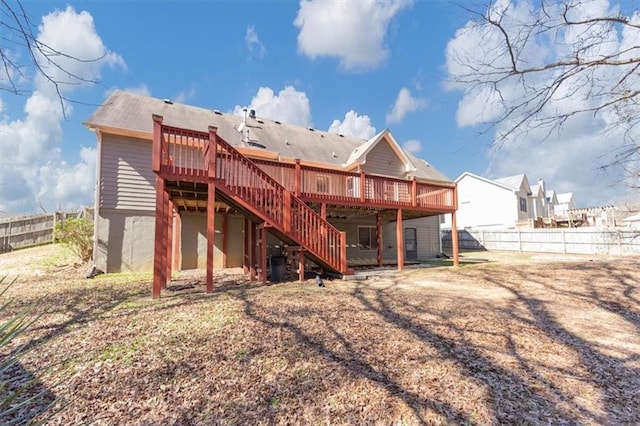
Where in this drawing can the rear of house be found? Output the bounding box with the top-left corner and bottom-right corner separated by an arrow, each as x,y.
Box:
85,91 -> 456,284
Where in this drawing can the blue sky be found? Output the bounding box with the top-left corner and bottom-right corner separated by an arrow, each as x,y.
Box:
1,0 -> 638,215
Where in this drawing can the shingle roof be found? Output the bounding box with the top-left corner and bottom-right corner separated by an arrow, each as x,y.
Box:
494,174 -> 526,191
85,90 -> 452,183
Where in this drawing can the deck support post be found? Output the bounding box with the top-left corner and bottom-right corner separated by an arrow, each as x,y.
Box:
340,231 -> 347,273
451,211 -> 460,267
243,218 -> 250,274
452,183 -> 459,267
259,224 -> 268,284
165,199 -> 173,287
376,213 -> 383,266
206,182 -> 216,293
152,176 -> 167,299
298,251 -> 305,282
359,170 -> 366,203
172,211 -> 181,272
249,222 -> 257,281
396,209 -> 404,271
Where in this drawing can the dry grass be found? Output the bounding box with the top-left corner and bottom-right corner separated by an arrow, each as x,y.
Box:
1,245 -> 639,425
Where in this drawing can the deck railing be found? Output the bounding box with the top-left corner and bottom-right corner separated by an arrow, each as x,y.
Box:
152,117 -> 456,212
155,118 -> 348,273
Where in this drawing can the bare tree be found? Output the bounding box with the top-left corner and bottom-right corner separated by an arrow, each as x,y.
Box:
0,0 -> 106,117
449,0 -> 640,185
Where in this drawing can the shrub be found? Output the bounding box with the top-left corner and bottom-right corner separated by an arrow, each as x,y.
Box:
54,217 -> 93,263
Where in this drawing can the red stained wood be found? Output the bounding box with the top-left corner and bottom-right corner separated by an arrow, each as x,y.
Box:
206,182 -> 215,293
396,209 -> 404,271
152,176 -> 166,299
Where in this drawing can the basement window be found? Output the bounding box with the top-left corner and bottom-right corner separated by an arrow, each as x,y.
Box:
358,226 -> 377,251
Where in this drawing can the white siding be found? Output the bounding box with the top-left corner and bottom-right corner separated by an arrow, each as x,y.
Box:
100,134 -> 156,211
362,140 -> 406,178
450,176 -> 519,229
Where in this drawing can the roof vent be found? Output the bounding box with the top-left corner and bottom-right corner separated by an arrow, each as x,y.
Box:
274,120 -> 281,125
308,127 -> 315,132
213,109 -> 222,115
257,119 -> 264,124
163,99 -> 173,104
285,139 -> 290,145
338,134 -> 344,138
332,151 -> 337,158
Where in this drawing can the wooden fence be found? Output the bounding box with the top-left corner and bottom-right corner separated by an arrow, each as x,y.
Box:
442,228 -> 640,256
0,211 -> 84,253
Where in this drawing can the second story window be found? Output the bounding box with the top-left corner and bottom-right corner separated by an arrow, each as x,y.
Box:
519,197 -> 527,212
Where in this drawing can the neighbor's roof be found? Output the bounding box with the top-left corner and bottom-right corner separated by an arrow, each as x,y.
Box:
494,174 -> 528,192
556,192 -> 574,204
85,91 -> 452,184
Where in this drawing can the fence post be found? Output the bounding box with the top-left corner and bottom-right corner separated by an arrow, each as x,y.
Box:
518,230 -> 522,252
617,229 -> 622,255
562,230 -> 566,254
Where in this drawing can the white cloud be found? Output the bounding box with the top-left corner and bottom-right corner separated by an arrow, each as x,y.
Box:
233,86 -> 312,127
402,139 -> 422,154
245,25 -> 266,60
0,6 -> 123,214
386,87 -> 426,124
328,110 -> 376,139
174,87 -> 196,104
445,0 -> 640,206
294,0 -> 413,71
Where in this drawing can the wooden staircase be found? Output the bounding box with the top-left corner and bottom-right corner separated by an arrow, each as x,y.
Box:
159,121 -> 351,277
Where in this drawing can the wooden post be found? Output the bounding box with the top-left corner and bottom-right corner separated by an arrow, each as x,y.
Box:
207,126 -> 218,178
298,251 -> 305,282
360,170 -> 366,203
283,191 -> 291,233
222,213 -> 228,268
320,203 -> 327,220
396,209 -> 404,271
294,159 -> 301,196
451,211 -> 460,267
250,222 -> 257,281
243,218 -> 250,274
152,176 -> 166,299
452,183 -> 460,267
260,225 -> 268,284
165,199 -> 173,288
340,231 -> 347,273
152,115 -> 163,173
206,182 -> 216,293
376,213 -> 383,266
172,211 -> 181,272
411,179 -> 417,207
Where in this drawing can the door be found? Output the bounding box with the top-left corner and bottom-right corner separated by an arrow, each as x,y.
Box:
405,228 -> 417,261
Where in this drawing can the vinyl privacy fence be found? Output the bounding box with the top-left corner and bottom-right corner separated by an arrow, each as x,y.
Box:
442,228 -> 640,256
0,211 -> 82,253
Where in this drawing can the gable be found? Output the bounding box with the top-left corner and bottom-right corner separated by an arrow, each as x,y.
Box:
361,138 -> 407,178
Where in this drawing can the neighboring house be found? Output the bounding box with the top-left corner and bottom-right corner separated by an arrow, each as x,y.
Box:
545,190 -> 559,218
441,172 -> 533,230
554,192 -> 576,218
622,212 -> 640,228
85,91 -> 459,297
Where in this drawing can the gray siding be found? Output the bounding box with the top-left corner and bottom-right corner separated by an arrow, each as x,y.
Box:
382,216 -> 441,262
100,134 -> 156,211
362,139 -> 406,178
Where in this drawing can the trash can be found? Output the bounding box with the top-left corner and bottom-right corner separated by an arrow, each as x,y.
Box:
270,255 -> 287,282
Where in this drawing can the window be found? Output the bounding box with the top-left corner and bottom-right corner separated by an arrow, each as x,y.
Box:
316,175 -> 330,194
358,226 -> 378,251
519,197 -> 527,212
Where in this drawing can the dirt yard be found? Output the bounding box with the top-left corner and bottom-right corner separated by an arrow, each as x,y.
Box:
1,245 -> 639,425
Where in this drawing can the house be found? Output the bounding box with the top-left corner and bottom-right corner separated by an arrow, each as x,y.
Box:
622,212 -> 640,228
441,172 -> 533,230
85,91 -> 459,298
554,192 -> 576,218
